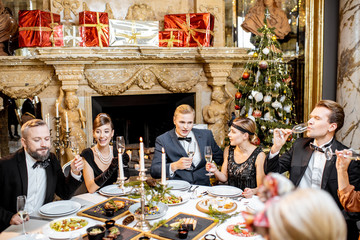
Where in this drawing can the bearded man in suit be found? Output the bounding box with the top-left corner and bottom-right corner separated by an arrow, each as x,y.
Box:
151,104 -> 223,186
265,99 -> 360,240
0,119 -> 83,232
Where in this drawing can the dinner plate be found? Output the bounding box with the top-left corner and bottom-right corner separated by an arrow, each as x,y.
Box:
166,180 -> 191,191
39,200 -> 81,216
216,217 -> 262,240
208,185 -> 243,197
99,184 -> 132,197
42,216 -> 95,239
164,192 -> 191,206
39,208 -> 78,218
128,202 -> 168,220
246,198 -> 265,213
10,233 -> 49,240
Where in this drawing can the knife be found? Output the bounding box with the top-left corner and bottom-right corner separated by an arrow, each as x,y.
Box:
30,216 -> 53,221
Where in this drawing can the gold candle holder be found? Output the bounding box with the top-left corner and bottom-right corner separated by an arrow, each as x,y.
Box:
134,169 -> 151,232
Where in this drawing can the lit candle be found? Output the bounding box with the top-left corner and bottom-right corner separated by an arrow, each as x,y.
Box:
161,148 -> 166,185
46,113 -> 50,126
56,100 -> 59,118
139,137 -> 145,171
118,151 -> 124,180
65,112 -> 69,131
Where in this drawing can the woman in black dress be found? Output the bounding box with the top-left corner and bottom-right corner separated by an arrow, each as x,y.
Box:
206,117 -> 265,197
82,113 -> 129,193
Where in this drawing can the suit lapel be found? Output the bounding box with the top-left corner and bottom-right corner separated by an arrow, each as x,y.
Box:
295,141 -> 314,186
17,149 -> 28,195
169,129 -> 187,157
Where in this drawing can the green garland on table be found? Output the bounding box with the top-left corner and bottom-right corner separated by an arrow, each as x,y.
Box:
150,219 -> 168,231
207,205 -> 241,224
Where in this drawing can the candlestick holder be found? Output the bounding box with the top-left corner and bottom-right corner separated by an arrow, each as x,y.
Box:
134,169 -> 151,232
117,177 -> 127,190
53,116 -> 71,161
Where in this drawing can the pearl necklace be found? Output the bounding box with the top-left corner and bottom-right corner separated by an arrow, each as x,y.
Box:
94,145 -> 113,165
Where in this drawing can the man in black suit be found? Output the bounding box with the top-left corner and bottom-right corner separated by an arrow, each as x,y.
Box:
0,119 -> 84,232
150,104 -> 223,186
265,100 -> 360,240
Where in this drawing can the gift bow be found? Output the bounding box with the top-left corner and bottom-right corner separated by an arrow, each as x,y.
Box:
115,21 -> 154,45
165,13 -> 214,47
80,12 -> 109,48
159,31 -> 182,47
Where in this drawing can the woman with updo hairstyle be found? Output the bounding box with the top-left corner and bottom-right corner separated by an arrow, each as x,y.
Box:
206,117 -> 265,197
81,113 -> 129,193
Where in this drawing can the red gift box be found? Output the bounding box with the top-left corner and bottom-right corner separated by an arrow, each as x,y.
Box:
18,10 -> 64,47
79,11 -> 109,47
159,31 -> 184,47
164,13 -> 214,47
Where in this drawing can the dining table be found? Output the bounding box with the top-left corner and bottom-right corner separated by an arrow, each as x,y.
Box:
0,184 -> 264,240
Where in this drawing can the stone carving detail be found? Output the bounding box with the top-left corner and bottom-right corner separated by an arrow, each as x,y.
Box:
52,0 -> 80,21
85,66 -> 203,95
125,3 -> 156,20
105,3 -> 114,19
0,69 -> 53,99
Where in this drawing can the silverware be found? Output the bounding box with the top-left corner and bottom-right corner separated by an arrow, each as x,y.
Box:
191,186 -> 199,192
30,216 -> 52,221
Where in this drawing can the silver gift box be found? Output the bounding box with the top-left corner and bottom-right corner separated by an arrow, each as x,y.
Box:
63,25 -> 82,47
109,20 -> 159,47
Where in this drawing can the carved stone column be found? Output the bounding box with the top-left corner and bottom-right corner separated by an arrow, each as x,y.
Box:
203,63 -> 233,147
54,64 -> 87,165
337,0 -> 360,147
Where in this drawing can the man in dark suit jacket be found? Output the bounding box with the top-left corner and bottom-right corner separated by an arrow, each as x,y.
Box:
151,104 -> 223,186
264,100 -> 360,240
0,119 -> 84,232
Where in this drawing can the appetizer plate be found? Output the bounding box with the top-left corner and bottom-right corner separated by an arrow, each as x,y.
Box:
163,192 -> 191,206
39,200 -> 81,217
128,202 -> 168,220
196,198 -> 237,213
42,216 -> 95,239
208,185 -> 243,197
216,217 -> 262,240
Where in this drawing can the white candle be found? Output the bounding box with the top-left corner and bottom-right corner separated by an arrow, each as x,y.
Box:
65,112 -> 69,131
56,100 -> 59,118
139,137 -> 145,171
161,148 -> 166,185
118,152 -> 124,180
46,113 -> 50,126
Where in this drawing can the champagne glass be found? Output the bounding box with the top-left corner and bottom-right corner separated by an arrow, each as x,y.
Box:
116,136 -> 125,155
186,141 -> 196,170
204,146 -> 214,176
17,195 -> 28,235
325,148 -> 360,161
69,136 -> 80,155
116,136 -> 126,184
291,122 -> 308,134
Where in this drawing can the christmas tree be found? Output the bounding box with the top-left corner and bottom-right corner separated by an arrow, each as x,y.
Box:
235,9 -> 296,150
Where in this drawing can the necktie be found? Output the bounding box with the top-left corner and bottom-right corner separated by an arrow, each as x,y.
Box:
178,137 -> 192,142
32,159 -> 50,169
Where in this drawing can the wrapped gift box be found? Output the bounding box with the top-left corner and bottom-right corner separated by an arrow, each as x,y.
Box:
159,31 -> 184,47
164,13 -> 214,47
79,11 -> 109,47
63,25 -> 83,47
109,20 -> 159,46
18,10 -> 64,47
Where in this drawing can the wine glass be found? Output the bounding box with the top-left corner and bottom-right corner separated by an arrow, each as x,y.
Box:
325,148 -> 360,161
116,136 -> 125,155
204,146 -> 214,176
68,136 -> 80,155
17,195 -> 28,235
292,122 -> 308,134
186,141 -> 196,170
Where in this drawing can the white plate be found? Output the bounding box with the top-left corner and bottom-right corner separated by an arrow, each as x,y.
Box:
10,233 -> 49,240
208,185 -> 243,197
216,217 -> 262,240
39,200 -> 81,216
99,185 -> 132,197
165,192 -> 191,206
39,208 -> 78,218
129,202 -> 168,220
166,180 -> 191,191
246,198 -> 265,213
42,216 -> 95,239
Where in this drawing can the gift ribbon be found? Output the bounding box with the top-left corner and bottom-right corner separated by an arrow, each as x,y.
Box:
114,21 -> 154,45
80,12 -> 109,48
63,26 -> 82,47
19,12 -> 59,47
159,31 -> 182,47
165,13 -> 214,47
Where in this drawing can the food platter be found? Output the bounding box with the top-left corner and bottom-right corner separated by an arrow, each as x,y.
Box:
42,216 -> 95,239
128,202 -> 168,220
196,198 -> 237,213
215,217 -> 261,240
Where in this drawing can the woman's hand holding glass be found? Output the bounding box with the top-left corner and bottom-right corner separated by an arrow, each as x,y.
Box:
71,155 -> 84,175
205,162 -> 217,173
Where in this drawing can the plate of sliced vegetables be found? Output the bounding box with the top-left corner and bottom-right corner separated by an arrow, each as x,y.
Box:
42,216 -> 95,239
160,192 -> 190,206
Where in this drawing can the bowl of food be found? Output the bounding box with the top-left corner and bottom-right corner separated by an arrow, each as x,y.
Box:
86,225 -> 105,240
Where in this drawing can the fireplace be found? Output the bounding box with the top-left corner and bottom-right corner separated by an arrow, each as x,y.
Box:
92,93 -> 195,148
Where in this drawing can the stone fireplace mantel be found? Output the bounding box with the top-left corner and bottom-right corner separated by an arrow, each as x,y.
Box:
0,47 -> 250,161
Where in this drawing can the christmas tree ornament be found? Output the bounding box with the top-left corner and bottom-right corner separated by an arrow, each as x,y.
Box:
255,70 -> 261,83
287,134 -> 293,142
283,105 -> 291,113
252,110 -> 262,118
282,76 -> 291,83
235,92 -> 242,99
274,82 -> 281,89
253,52 -> 258,57
263,95 -> 272,103
283,90 -> 287,94
248,115 -> 256,123
269,129 -> 274,134
248,95 -> 253,100
259,60 -> 268,69
251,90 -> 259,98
278,112 -> 283,117
262,47 -> 270,55
271,100 -> 281,109
253,137 -> 261,145
279,95 -> 286,102
261,125 -> 266,131
254,92 -> 264,102
242,72 -> 250,79
272,35 -> 277,41
240,106 -> 246,115
264,112 -> 272,121
235,105 -> 241,110
248,106 -> 254,116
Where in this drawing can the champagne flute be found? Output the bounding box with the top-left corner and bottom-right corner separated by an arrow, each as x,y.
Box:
116,136 -> 126,183
325,148 -> 360,161
204,146 -> 214,176
186,141 -> 196,170
17,195 -> 28,235
291,122 -> 308,134
69,136 -> 80,155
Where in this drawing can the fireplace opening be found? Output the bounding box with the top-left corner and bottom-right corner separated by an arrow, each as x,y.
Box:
92,93 -> 195,148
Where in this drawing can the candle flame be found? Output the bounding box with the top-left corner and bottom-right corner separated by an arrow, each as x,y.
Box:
162,147 -> 165,153
140,137 -> 143,142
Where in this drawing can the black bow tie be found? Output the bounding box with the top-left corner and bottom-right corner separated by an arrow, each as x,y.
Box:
32,159 -> 50,169
310,142 -> 332,154
178,137 -> 192,142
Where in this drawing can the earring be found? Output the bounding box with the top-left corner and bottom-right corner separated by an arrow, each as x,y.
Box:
109,137 -> 113,146
93,138 -> 97,146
